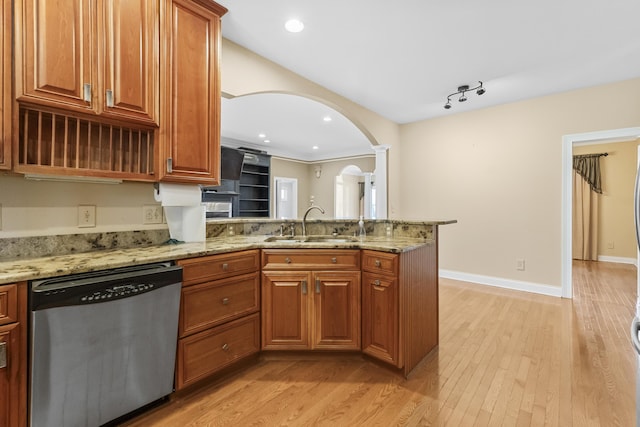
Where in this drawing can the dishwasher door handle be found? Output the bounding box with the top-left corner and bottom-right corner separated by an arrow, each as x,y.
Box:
631,317 -> 640,355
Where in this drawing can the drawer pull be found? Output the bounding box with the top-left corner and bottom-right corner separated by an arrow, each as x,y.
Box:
0,342 -> 5,369
302,280 -> 308,295
374,279 -> 381,286
222,263 -> 229,271
331,257 -> 337,264
222,343 -> 230,351
285,257 -> 292,264
221,297 -> 229,305
374,260 -> 381,267
315,279 -> 321,294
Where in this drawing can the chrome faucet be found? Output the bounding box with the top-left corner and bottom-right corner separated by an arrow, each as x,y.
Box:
302,205 -> 325,236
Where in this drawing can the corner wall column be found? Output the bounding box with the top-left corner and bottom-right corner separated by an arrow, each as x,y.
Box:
373,145 -> 390,219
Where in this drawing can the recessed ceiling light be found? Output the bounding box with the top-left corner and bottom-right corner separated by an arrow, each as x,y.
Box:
323,116 -> 332,122
264,140 -> 271,143
258,133 -> 266,138
312,145 -> 319,150
285,19 -> 304,33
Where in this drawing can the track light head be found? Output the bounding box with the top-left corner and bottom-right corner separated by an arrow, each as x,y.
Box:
444,81 -> 485,110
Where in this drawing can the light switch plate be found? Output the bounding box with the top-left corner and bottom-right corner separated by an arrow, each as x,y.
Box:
78,205 -> 96,228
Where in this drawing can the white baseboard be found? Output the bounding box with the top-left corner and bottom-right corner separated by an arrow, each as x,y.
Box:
439,269 -> 563,298
597,255 -> 637,266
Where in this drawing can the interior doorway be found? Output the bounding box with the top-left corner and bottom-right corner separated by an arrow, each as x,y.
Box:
274,177 -> 298,219
561,127 -> 640,298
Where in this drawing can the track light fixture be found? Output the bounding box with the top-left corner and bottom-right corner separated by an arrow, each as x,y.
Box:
444,81 -> 485,110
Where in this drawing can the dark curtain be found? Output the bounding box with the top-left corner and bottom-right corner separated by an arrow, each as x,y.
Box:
573,154 -> 603,194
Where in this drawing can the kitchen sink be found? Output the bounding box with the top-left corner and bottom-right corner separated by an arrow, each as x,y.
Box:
263,235 -> 358,243
303,236 -> 358,243
263,236 -> 307,243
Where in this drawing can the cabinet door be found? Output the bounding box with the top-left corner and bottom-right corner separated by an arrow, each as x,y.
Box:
261,271 -> 311,349
102,0 -> 159,125
362,272 -> 399,366
312,271 -> 361,350
0,0 -> 11,170
17,0 -> 95,112
159,0 -> 225,183
0,322 -> 20,427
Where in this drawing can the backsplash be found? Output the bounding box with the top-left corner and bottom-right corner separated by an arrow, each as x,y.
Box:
0,219 -> 438,260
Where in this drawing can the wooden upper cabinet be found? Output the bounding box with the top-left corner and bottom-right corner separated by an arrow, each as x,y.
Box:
15,0 -> 159,126
0,0 -> 11,170
101,0 -> 159,124
16,0 -> 96,112
157,0 -> 227,184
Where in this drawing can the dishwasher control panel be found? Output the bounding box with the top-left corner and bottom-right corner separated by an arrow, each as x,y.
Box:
30,262 -> 182,311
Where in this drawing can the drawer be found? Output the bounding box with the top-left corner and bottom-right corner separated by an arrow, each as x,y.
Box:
176,313 -> 260,390
262,249 -> 360,270
179,272 -> 260,337
362,250 -> 398,275
0,284 -> 18,326
178,250 -> 260,286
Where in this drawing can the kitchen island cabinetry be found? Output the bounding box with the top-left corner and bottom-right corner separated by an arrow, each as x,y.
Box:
0,283 -> 27,427
175,250 -> 260,390
261,250 -> 361,350
157,0 -> 227,184
0,0 -> 11,170
15,0 -> 159,125
362,245 -> 439,376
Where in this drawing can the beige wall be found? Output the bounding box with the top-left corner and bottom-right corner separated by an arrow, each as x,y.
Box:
271,156 -> 375,218
0,174 -> 160,237
573,140 -> 638,260
399,78 -> 640,288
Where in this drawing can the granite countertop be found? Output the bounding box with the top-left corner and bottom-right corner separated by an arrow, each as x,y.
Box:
0,235 -> 435,285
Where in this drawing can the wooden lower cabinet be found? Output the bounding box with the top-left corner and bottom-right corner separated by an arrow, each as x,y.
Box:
0,283 -> 26,427
176,313 -> 260,389
261,249 -> 361,351
361,246 -> 439,376
176,251 -> 260,390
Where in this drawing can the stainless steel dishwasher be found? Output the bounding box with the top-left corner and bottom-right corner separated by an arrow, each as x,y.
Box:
29,262 -> 182,427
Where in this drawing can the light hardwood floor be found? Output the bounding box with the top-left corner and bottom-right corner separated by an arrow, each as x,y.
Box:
124,261 -> 637,426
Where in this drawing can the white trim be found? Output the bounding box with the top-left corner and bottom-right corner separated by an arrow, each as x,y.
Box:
597,255 -> 637,266
440,269 -> 562,298
561,127 -> 640,299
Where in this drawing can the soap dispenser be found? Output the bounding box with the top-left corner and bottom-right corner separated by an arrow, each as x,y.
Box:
358,216 -> 366,239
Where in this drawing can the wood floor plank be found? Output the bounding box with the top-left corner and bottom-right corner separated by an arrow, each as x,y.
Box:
123,260 -> 637,427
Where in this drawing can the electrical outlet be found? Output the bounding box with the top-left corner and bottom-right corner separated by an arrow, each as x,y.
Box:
143,205 -> 163,224
78,205 -> 96,228
516,258 -> 525,271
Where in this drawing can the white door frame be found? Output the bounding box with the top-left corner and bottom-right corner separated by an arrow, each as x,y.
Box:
273,177 -> 298,219
561,127 -> 640,298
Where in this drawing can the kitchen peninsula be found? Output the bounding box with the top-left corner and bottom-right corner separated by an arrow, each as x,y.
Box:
0,218 -> 454,426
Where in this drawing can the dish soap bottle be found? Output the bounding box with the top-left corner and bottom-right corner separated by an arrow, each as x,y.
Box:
358,216 -> 366,239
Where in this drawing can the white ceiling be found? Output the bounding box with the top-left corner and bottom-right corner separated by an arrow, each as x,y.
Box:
217,0 -> 640,159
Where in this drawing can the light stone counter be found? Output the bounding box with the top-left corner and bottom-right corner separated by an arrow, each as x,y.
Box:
0,219 -> 456,284
0,234 -> 442,285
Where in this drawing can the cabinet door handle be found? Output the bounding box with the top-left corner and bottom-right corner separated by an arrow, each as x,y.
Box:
105,89 -> 114,107
315,279 -> 321,294
222,263 -> 229,271
222,343 -> 229,351
0,342 -> 5,369
374,260 -> 381,267
285,257 -> 292,264
221,297 -> 229,305
83,83 -> 91,103
166,158 -> 173,173
301,280 -> 307,295
331,257 -> 337,264
374,279 -> 381,286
